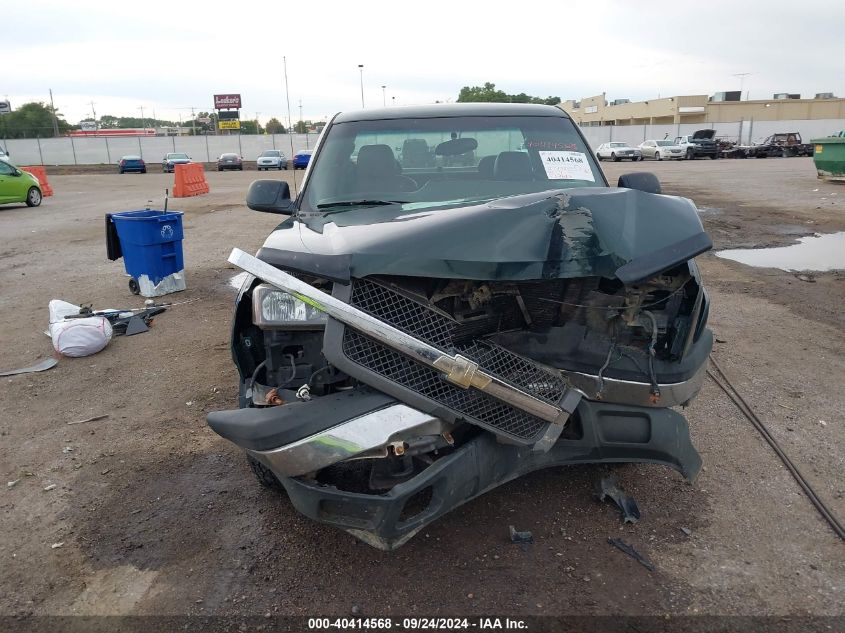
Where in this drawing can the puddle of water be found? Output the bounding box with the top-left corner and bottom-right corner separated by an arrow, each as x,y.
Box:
229,271 -> 249,289
716,232 -> 845,272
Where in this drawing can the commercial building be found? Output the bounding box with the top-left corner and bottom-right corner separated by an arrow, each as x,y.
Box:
561,93 -> 845,127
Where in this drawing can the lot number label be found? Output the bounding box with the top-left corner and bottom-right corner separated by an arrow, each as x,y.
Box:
539,151 -> 595,181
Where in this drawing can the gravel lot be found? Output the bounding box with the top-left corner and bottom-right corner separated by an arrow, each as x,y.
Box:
1,159 -> 843,621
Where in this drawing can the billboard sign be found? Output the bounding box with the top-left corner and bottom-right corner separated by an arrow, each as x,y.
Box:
218,110 -> 240,121
0,100 -> 11,114
80,121 -> 98,131
214,94 -> 241,109
219,120 -> 241,130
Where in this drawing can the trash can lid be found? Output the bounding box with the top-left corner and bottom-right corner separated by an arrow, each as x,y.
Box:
110,209 -> 183,221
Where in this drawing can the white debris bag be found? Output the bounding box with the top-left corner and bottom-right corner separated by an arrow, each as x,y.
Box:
48,300 -> 113,357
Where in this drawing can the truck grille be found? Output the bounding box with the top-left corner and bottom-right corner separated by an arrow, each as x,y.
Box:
340,278 -> 570,442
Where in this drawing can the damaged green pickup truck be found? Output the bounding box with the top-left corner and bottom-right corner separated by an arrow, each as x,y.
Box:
208,103 -> 712,549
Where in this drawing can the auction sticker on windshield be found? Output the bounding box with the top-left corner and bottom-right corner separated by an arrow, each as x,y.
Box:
538,151 -> 595,181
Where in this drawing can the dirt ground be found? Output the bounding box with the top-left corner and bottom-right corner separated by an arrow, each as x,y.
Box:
1,159 -> 843,623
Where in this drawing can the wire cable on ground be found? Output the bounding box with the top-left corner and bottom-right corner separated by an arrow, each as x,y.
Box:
707,355 -> 844,541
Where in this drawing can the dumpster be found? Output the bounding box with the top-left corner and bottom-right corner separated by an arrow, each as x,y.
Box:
811,134 -> 845,181
106,209 -> 186,297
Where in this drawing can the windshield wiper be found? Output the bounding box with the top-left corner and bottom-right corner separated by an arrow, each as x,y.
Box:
317,199 -> 408,210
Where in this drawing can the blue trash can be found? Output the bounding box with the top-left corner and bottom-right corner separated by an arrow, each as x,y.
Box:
107,209 -> 186,297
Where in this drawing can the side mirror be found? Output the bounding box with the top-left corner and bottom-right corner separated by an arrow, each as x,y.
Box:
618,172 -> 662,194
246,179 -> 294,214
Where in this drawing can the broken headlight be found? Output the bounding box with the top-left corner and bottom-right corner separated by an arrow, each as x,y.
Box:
251,283 -> 327,330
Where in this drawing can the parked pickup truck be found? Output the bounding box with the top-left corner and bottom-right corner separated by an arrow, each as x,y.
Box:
674,129 -> 719,160
208,103 -> 713,550
744,133 -> 815,158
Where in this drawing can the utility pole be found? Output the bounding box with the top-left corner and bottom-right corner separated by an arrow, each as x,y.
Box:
255,112 -> 260,135
358,64 -> 365,108
49,89 -> 60,137
190,107 -> 197,136
90,101 -> 98,135
139,106 -> 145,129
381,85 -> 386,107
298,99 -> 303,134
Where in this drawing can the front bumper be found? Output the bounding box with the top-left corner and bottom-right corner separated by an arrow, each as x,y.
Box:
258,399 -> 700,550
210,249 -> 707,547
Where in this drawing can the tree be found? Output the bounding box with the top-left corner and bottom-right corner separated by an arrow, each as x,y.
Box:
1,102 -> 72,138
239,120 -> 262,135
457,82 -> 509,103
456,83 -> 561,106
265,117 -> 286,134
99,115 -> 120,129
293,120 -> 308,134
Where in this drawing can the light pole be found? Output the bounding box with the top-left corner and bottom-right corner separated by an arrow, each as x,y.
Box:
256,112 -> 260,135
381,85 -> 386,107
358,64 -> 365,108
138,106 -> 146,130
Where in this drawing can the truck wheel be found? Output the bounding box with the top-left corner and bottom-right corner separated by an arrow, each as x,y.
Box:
710,154 -> 718,160
686,148 -> 695,160
655,152 -> 661,161
128,278 -> 140,295
596,153 -> 602,161
247,455 -> 284,491
611,153 -> 620,162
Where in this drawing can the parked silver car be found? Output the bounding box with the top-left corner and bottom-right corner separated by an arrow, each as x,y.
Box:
595,142 -> 642,162
256,149 -> 288,171
162,152 -> 192,173
639,140 -> 686,160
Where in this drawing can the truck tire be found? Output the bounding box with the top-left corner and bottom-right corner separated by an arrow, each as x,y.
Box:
686,148 -> 695,160
611,153 -> 620,162
710,154 -> 718,160
247,454 -> 284,491
655,152 -> 661,161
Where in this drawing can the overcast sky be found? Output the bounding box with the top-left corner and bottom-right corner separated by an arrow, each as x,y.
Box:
6,0 -> 844,126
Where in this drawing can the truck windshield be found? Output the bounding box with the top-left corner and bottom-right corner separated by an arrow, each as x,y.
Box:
302,115 -> 604,213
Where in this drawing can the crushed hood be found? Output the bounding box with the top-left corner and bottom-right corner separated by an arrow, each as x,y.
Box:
256,188 -> 711,284
692,129 -> 716,140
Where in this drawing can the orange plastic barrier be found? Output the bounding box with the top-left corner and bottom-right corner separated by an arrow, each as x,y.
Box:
173,163 -> 210,198
20,166 -> 54,197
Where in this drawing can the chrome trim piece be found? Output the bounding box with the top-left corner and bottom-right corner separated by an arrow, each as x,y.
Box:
248,404 -> 449,477
228,248 -> 565,425
562,360 -> 708,408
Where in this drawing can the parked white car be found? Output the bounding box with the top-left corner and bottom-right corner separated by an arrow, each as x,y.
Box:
639,140 -> 686,160
595,142 -> 642,162
256,149 -> 288,171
